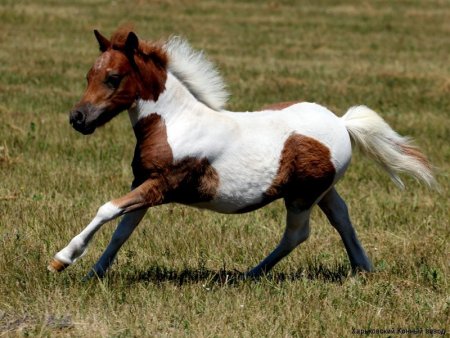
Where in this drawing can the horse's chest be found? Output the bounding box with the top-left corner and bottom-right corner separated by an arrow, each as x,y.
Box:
132,143 -> 219,204
132,114 -> 220,204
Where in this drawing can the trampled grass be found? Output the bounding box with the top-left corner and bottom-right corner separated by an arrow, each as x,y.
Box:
0,0 -> 449,336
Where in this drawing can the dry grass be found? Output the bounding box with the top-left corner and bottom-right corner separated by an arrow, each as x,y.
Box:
0,0 -> 449,336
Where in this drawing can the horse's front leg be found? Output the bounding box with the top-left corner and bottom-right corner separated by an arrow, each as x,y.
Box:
48,180 -> 163,273
85,207 -> 148,279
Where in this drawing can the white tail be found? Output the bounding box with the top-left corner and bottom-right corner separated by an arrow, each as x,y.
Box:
342,106 -> 436,189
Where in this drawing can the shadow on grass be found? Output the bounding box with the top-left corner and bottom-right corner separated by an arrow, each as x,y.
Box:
124,261 -> 351,286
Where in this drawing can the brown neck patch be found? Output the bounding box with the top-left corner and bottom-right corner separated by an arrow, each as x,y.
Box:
132,114 -> 219,204
132,114 -> 173,180
132,51 -> 167,101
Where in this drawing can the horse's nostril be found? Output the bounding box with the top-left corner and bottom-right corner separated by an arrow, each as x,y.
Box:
70,110 -> 85,125
74,110 -> 84,122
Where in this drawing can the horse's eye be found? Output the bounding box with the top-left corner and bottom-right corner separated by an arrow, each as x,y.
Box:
105,74 -> 122,89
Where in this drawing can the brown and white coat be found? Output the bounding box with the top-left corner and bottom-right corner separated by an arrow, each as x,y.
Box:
49,28 -> 435,277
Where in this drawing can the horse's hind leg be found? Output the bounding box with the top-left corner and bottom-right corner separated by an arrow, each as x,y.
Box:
246,202 -> 311,278
318,188 -> 373,272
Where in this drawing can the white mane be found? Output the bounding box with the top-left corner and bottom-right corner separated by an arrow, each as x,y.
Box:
163,37 -> 229,111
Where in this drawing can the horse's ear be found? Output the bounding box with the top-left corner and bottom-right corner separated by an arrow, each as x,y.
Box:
125,32 -> 139,54
94,30 -> 110,52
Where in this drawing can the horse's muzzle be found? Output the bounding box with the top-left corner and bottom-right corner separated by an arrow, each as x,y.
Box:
69,102 -> 121,135
69,107 -> 96,135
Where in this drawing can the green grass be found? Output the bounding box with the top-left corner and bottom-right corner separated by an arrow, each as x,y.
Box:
1,0 -> 449,336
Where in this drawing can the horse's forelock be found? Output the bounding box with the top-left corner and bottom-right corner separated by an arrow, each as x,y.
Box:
109,26 -> 166,63
110,24 -> 135,50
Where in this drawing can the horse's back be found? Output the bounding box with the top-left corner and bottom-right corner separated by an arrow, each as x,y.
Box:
225,102 -> 352,173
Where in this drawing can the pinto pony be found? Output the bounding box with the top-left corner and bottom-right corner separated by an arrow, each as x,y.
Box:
48,28 -> 435,278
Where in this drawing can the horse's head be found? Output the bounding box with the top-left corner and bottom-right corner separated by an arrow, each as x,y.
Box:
69,29 -> 168,134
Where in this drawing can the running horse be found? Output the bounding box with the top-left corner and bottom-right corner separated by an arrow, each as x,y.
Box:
48,27 -> 435,278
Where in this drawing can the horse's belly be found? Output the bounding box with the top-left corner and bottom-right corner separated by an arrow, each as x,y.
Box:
191,191 -> 274,214
202,134 -> 286,213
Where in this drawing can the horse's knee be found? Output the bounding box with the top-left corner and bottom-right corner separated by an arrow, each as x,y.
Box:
284,205 -> 311,246
294,224 -> 310,243
283,222 -> 310,250
96,202 -> 122,222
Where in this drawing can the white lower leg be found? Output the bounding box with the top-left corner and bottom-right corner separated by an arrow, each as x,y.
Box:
87,208 -> 148,278
48,202 -> 123,272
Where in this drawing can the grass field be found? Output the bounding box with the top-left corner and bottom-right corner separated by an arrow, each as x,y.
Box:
1,0 -> 449,336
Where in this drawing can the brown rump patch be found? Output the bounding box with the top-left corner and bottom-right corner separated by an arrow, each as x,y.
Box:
267,134 -> 336,208
237,134 -> 336,213
260,101 -> 301,111
131,114 -> 219,205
